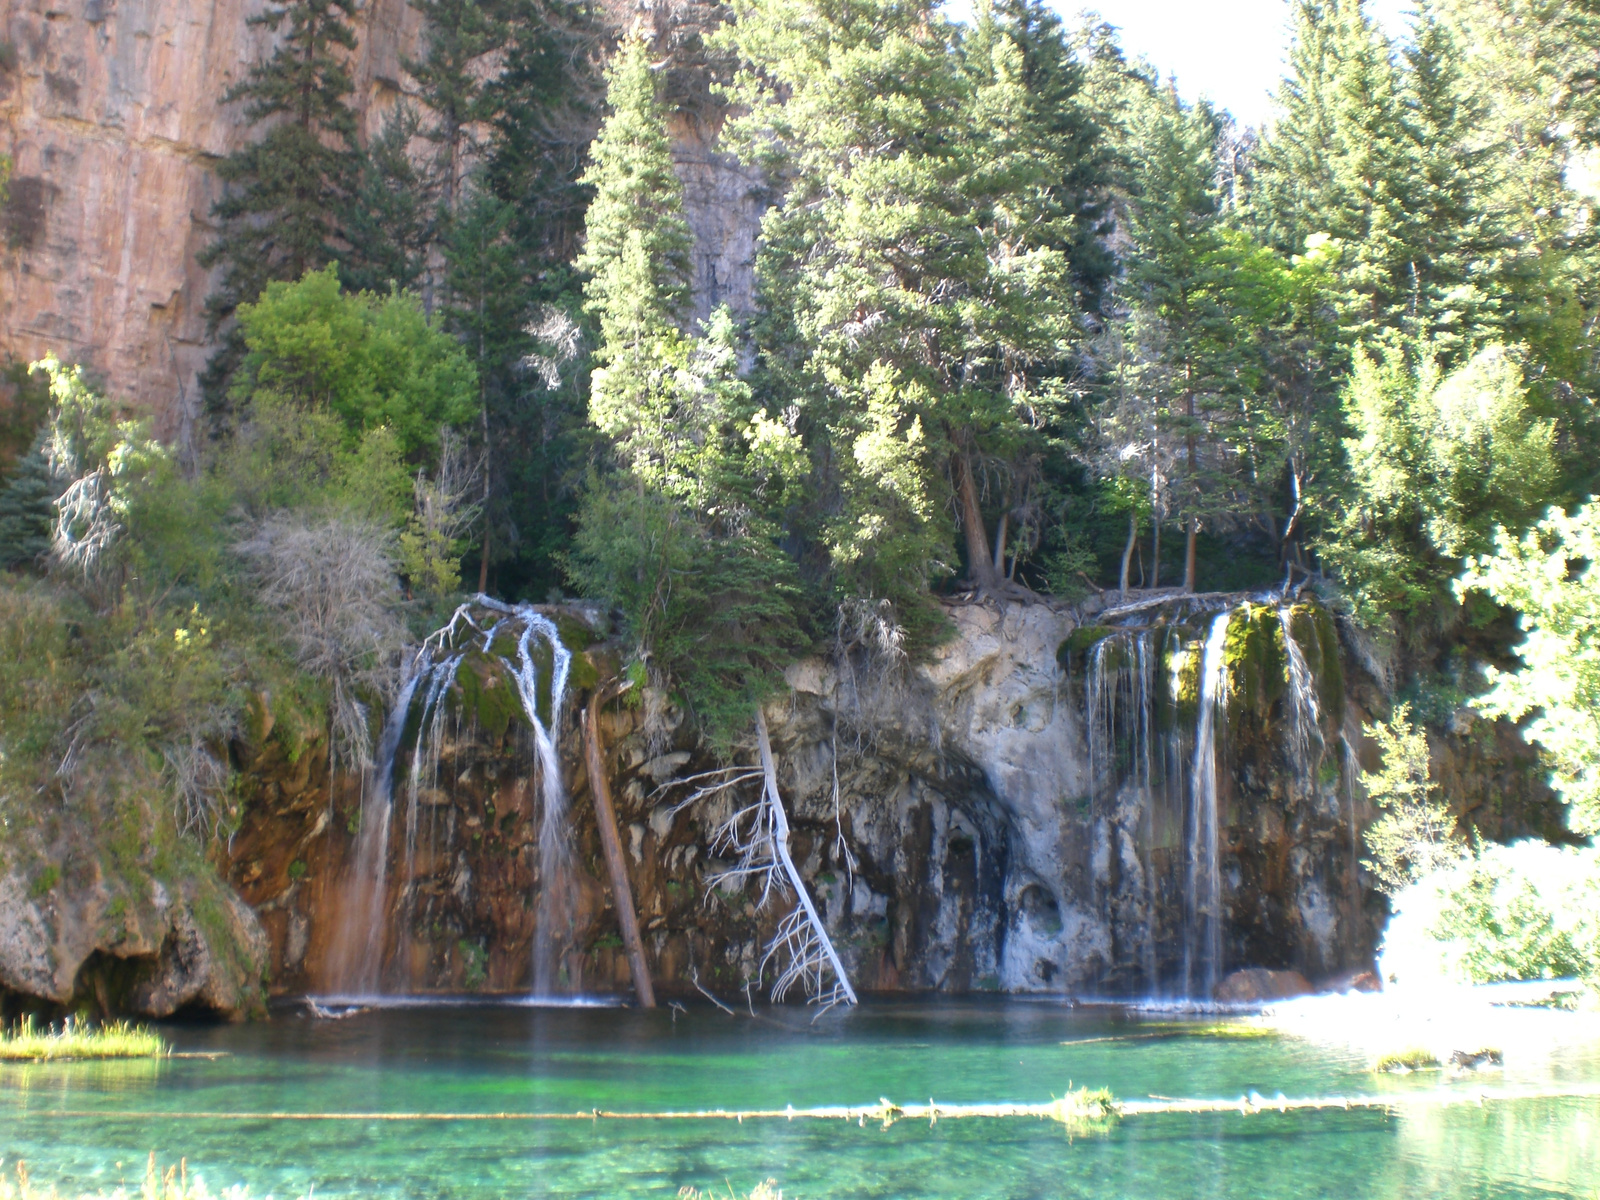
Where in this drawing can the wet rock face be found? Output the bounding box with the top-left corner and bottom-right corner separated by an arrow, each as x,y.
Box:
227,595 -> 1380,1005
0,866 -> 266,1021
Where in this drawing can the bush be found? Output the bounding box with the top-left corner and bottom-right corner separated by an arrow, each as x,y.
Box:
1360,702 -> 1466,894
1380,840 -> 1600,989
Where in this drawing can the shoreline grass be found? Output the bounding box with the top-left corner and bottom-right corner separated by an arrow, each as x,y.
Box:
0,1017 -> 166,1062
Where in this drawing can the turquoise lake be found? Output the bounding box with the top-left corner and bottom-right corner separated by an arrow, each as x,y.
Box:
2,998 -> 1597,1198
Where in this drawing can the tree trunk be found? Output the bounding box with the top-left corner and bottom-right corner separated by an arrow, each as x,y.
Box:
1184,517 -> 1198,594
1151,521 -> 1161,589
992,511 -> 1009,576
584,692 -> 655,1008
955,452 -> 996,589
1119,512 -> 1136,594
476,383 -> 491,594
1184,373 -> 1198,595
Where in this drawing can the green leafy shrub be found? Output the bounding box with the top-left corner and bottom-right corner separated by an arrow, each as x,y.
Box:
1360,702 -> 1466,894
1458,501 -> 1600,833
1380,840 -> 1600,989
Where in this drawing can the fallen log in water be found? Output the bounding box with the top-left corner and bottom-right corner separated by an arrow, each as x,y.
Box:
29,1081 -> 1600,1126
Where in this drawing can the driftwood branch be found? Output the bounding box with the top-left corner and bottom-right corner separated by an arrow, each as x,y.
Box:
708,708 -> 856,1008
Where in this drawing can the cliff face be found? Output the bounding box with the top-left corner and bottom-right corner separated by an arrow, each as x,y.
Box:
0,0 -> 421,437
0,1 -> 755,436
214,595 -> 1380,1007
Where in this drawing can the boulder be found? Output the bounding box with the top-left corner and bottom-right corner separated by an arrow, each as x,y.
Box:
1214,967 -> 1314,1004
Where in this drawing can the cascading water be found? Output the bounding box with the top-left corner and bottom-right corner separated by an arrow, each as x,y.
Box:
1278,606 -> 1326,791
323,667 -> 425,997
1086,627 -> 1172,992
1183,611 -> 1231,999
320,595 -> 575,998
1078,595 -> 1369,1001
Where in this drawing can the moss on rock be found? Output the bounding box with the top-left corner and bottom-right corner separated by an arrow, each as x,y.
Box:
454,653 -> 523,741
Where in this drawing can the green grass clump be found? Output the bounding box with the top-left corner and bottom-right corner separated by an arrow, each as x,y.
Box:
0,1017 -> 166,1061
1374,1046 -> 1441,1073
1049,1086 -> 1120,1131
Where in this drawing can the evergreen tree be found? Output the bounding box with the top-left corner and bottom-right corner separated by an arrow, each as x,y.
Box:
716,0 -> 1095,615
341,105 -> 433,295
202,0 -> 362,328
568,37 -> 808,740
440,0 -> 603,596
1249,0 -> 1516,360
0,429 -> 56,569
404,0 -> 510,307
1123,85 -> 1232,590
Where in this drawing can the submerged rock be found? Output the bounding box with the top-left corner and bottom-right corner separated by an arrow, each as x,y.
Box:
1214,967 -> 1314,1004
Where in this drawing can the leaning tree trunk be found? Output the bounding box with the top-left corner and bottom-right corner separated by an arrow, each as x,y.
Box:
1119,513 -> 1137,594
584,691 -> 655,1008
955,452 -> 997,590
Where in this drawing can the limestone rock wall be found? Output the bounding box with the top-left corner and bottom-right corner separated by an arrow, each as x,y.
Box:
0,0 -> 757,438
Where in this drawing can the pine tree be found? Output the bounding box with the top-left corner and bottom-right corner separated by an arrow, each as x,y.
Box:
568,36 -> 808,739
1249,0 -> 1515,360
341,105 -> 433,294
576,37 -> 694,464
437,0 -> 603,596
405,0 -> 508,226
716,0 -> 1095,608
0,429 -> 56,569
203,0 -> 362,318
200,0 -> 363,407
1118,84 -> 1247,591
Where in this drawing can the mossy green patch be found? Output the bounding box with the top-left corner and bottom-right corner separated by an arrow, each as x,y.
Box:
554,613 -> 597,652
1224,604 -> 1286,723
568,649 -> 600,694
455,653 -> 523,741
1278,602 -> 1344,730
1165,630 -> 1202,725
1059,625 -> 1115,669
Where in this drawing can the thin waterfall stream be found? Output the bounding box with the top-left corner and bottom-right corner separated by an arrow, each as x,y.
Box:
1183,611 -> 1231,999
1080,596 -> 1360,1001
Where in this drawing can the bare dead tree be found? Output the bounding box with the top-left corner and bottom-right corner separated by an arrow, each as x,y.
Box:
163,734 -> 233,838
237,515 -> 410,771
707,708 -> 857,1009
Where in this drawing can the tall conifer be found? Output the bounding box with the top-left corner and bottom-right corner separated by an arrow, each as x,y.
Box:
203,0 -> 363,329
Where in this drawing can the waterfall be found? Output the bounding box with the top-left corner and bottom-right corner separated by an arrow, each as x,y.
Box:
1278,606 -> 1326,790
1086,628 -> 1166,992
320,596 -> 575,998
324,663 -> 425,997
429,597 -> 574,997
1183,611 -> 1230,999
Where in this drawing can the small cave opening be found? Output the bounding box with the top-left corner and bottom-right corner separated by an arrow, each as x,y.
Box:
1018,883 -> 1063,936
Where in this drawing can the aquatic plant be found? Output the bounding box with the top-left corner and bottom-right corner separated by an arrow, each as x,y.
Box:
0,1017 -> 165,1061
0,1153 -> 248,1200
1049,1086 -> 1121,1131
1374,1046 -> 1441,1073
678,1182 -> 783,1200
